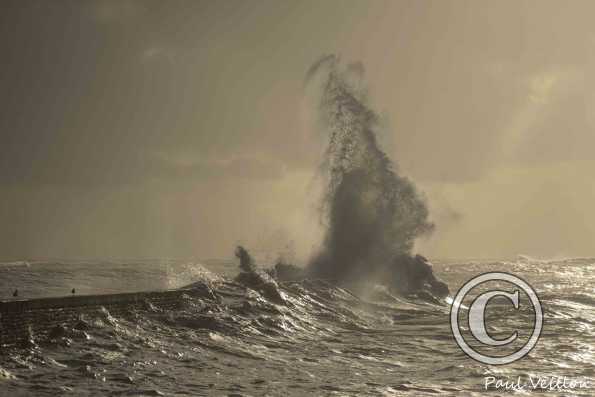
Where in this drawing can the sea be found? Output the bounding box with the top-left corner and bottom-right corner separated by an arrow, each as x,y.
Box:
0,256 -> 594,396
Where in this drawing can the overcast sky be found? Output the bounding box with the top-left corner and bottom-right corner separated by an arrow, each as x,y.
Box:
2,0 -> 595,260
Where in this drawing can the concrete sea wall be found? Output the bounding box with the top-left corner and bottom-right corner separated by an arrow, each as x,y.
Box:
0,288 -> 212,347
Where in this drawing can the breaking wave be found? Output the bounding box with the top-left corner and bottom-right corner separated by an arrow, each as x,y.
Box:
285,56 -> 447,298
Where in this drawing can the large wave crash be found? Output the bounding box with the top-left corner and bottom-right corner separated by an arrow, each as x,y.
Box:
270,56 -> 449,299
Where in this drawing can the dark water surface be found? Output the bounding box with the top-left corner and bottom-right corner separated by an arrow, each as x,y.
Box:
1,257 -> 594,396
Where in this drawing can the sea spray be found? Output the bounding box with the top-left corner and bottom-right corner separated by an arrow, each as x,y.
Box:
235,246 -> 285,304
305,55 -> 447,296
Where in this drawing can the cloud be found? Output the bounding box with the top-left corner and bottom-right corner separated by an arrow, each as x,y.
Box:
141,46 -> 177,64
0,147 -> 287,187
154,153 -> 287,182
528,71 -> 559,104
89,0 -> 146,23
503,67 -> 589,166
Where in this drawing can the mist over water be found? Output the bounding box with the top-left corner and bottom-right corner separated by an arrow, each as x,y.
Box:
305,56 -> 442,295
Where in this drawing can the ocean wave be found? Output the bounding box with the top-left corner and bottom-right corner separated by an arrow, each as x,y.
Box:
1,258 -> 594,395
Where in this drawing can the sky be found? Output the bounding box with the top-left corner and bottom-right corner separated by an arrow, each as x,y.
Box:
1,0 -> 595,261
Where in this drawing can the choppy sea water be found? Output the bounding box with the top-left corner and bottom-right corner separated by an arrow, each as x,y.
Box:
0,257 -> 594,396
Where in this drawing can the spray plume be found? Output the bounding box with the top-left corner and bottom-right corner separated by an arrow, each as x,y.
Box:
305,55 -> 447,297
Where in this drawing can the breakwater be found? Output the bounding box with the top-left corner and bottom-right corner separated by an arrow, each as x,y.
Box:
0,286 -> 215,346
